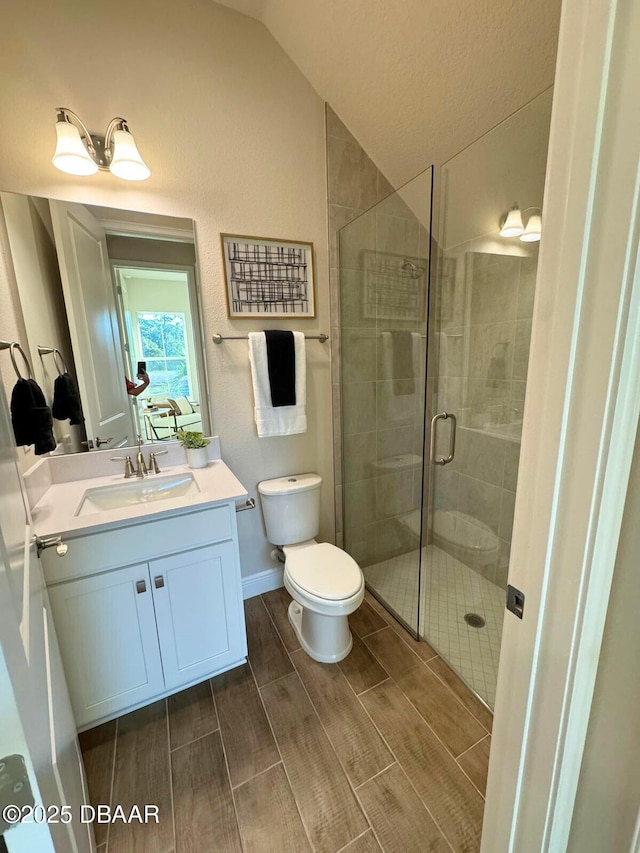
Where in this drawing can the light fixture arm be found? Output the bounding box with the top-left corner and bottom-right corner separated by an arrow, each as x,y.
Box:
56,108 -> 129,170
103,117 -> 128,163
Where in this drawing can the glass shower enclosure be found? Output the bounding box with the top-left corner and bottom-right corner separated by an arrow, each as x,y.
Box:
339,90 -> 552,708
339,167 -> 433,641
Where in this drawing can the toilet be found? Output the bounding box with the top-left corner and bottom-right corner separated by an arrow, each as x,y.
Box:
258,473 -> 365,662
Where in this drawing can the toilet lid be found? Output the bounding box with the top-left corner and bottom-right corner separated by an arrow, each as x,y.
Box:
286,543 -> 362,601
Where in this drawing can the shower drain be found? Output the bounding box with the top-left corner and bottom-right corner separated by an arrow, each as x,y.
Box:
464,612 -> 486,629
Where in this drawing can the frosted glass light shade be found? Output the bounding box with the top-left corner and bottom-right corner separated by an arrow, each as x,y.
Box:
109,129 -> 151,181
52,121 -> 98,176
500,205 -> 524,238
520,213 -> 542,242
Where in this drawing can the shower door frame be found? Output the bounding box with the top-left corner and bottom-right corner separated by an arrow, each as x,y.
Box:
337,169 -> 435,641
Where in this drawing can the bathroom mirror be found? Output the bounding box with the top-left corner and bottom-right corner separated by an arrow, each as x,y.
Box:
0,193 -> 210,454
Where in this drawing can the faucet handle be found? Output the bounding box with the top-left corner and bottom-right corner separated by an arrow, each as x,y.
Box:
148,449 -> 168,474
111,455 -> 136,478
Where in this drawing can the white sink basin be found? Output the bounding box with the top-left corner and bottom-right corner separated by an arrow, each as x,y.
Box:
76,473 -> 200,516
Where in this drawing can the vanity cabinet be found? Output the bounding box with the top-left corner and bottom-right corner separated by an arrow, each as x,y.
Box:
42,503 -> 247,730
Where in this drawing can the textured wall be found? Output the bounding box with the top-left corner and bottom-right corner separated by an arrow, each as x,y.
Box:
0,0 -> 331,579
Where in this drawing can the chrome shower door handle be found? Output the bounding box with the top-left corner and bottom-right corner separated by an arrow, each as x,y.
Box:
429,411 -> 457,466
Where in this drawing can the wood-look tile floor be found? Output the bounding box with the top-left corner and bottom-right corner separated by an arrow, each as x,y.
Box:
80,589 -> 492,853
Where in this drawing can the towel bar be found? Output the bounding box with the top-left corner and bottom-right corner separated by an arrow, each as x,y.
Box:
213,333 -> 328,344
38,345 -> 69,375
0,340 -> 33,379
235,497 -> 256,513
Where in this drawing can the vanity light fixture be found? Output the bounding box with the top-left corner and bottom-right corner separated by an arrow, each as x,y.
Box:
52,108 -> 151,181
499,203 -> 542,242
520,210 -> 542,242
499,203 -> 524,237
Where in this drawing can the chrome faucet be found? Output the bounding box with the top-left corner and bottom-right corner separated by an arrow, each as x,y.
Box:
111,443 -> 169,479
135,438 -> 148,478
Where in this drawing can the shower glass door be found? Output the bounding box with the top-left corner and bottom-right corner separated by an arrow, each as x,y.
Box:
423,89 -> 552,707
338,168 -> 433,637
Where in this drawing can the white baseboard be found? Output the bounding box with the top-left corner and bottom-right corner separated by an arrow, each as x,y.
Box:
242,567 -> 283,599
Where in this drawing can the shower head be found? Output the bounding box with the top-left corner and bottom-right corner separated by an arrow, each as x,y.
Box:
400,260 -> 425,278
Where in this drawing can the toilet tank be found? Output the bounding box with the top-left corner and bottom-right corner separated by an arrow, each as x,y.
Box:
258,473 -> 322,546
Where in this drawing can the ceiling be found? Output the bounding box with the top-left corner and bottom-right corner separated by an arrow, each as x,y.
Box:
215,0 -> 561,186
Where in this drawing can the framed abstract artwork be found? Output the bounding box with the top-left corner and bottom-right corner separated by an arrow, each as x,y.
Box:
221,233 -> 316,318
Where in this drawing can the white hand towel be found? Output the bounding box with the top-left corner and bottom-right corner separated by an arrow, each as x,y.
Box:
248,331 -> 307,437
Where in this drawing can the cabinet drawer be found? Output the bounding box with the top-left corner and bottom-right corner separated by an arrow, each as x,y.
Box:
42,503 -> 235,584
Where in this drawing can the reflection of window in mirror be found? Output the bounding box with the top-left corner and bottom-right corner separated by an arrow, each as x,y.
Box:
137,311 -> 191,398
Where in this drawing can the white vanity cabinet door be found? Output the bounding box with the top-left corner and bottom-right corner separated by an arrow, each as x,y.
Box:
150,542 -> 247,691
48,563 -> 165,728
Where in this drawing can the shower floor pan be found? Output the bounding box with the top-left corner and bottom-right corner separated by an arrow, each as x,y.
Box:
364,544 -> 504,708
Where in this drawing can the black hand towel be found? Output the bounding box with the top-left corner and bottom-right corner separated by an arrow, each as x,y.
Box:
52,372 -> 84,425
391,330 -> 415,395
10,378 -> 56,455
264,330 -> 296,407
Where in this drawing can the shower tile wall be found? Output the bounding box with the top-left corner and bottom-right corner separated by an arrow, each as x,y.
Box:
435,247 -> 538,588
325,104 -> 395,549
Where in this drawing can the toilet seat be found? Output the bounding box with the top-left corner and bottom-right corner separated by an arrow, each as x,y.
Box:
285,542 -> 362,601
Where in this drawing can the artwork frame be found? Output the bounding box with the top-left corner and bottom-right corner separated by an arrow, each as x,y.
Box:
221,233 -> 316,318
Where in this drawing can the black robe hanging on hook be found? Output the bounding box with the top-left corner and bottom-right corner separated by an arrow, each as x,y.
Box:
10,378 -> 56,455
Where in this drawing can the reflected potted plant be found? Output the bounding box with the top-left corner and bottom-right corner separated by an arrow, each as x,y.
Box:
176,430 -> 210,469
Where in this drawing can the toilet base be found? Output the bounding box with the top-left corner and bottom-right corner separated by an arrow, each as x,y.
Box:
288,601 -> 353,663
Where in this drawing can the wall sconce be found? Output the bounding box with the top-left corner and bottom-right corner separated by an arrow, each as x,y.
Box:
499,203 -> 542,242
52,108 -> 151,181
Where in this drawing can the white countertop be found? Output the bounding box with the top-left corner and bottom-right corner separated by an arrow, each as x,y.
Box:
30,459 -> 249,539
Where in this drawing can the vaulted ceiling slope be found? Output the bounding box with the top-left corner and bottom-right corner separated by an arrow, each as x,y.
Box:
216,0 -> 561,186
